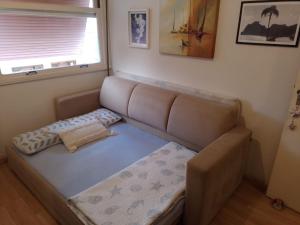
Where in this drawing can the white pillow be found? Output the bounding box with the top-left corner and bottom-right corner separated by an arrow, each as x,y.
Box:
13,121 -> 70,155
93,108 -> 122,127
13,108 -> 121,155
58,121 -> 115,153
47,108 -> 122,134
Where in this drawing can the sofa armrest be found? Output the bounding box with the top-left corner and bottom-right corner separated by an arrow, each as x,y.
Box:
185,126 -> 251,225
55,89 -> 100,121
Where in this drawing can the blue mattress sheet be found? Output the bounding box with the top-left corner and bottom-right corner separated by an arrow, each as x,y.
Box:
18,122 -> 168,198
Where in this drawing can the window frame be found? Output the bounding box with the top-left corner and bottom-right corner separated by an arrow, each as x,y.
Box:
0,0 -> 107,86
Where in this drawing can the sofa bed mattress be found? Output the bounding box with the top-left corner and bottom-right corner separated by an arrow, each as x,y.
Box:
17,122 -> 168,198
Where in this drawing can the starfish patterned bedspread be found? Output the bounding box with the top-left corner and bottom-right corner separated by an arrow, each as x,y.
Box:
68,142 -> 196,225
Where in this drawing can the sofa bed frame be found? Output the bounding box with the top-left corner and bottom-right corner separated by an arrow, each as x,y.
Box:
7,76 -> 251,225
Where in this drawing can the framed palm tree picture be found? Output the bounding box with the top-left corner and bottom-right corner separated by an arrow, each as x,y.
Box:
236,1 -> 300,47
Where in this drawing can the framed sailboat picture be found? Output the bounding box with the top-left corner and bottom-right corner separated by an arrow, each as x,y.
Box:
159,0 -> 220,58
236,1 -> 300,47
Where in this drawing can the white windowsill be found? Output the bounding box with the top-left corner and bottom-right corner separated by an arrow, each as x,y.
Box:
0,64 -> 108,87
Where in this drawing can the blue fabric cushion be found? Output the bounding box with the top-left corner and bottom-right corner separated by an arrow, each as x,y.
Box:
18,122 -> 168,198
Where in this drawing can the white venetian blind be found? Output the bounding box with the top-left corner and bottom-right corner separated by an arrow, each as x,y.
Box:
3,0 -> 92,7
0,14 -> 87,61
0,0 -> 101,74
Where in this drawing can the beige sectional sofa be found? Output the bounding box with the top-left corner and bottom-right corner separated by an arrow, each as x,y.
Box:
7,76 -> 251,225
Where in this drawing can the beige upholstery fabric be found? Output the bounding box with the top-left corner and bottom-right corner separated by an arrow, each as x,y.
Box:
167,94 -> 239,149
128,84 -> 177,131
55,89 -> 100,121
123,117 -> 201,151
48,76 -> 251,225
184,126 -> 251,225
100,76 -> 137,116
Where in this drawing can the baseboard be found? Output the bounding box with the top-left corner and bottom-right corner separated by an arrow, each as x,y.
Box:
245,177 -> 267,193
0,152 -> 7,165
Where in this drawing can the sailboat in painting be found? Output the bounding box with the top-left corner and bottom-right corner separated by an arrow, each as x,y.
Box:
196,0 -> 208,39
171,8 -> 178,33
160,0 -> 220,58
186,0 -> 208,40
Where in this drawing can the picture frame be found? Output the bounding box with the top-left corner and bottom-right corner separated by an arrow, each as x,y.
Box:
128,9 -> 149,48
159,0 -> 220,58
236,1 -> 300,47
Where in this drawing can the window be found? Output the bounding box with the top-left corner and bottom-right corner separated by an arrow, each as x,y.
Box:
0,0 -> 106,77
4,0 -> 96,8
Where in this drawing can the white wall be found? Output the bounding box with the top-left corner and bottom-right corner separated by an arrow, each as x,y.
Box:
109,0 -> 300,185
0,72 -> 106,153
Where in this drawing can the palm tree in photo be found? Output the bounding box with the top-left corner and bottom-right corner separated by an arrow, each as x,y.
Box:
261,5 -> 279,41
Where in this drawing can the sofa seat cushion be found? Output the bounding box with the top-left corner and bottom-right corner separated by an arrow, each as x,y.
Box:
17,122 -> 168,198
128,84 -> 177,131
167,94 -> 239,149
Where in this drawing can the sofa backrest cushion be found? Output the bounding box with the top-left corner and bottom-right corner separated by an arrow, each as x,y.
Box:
100,76 -> 137,116
100,76 -> 240,149
167,94 -> 239,148
128,84 -> 177,131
